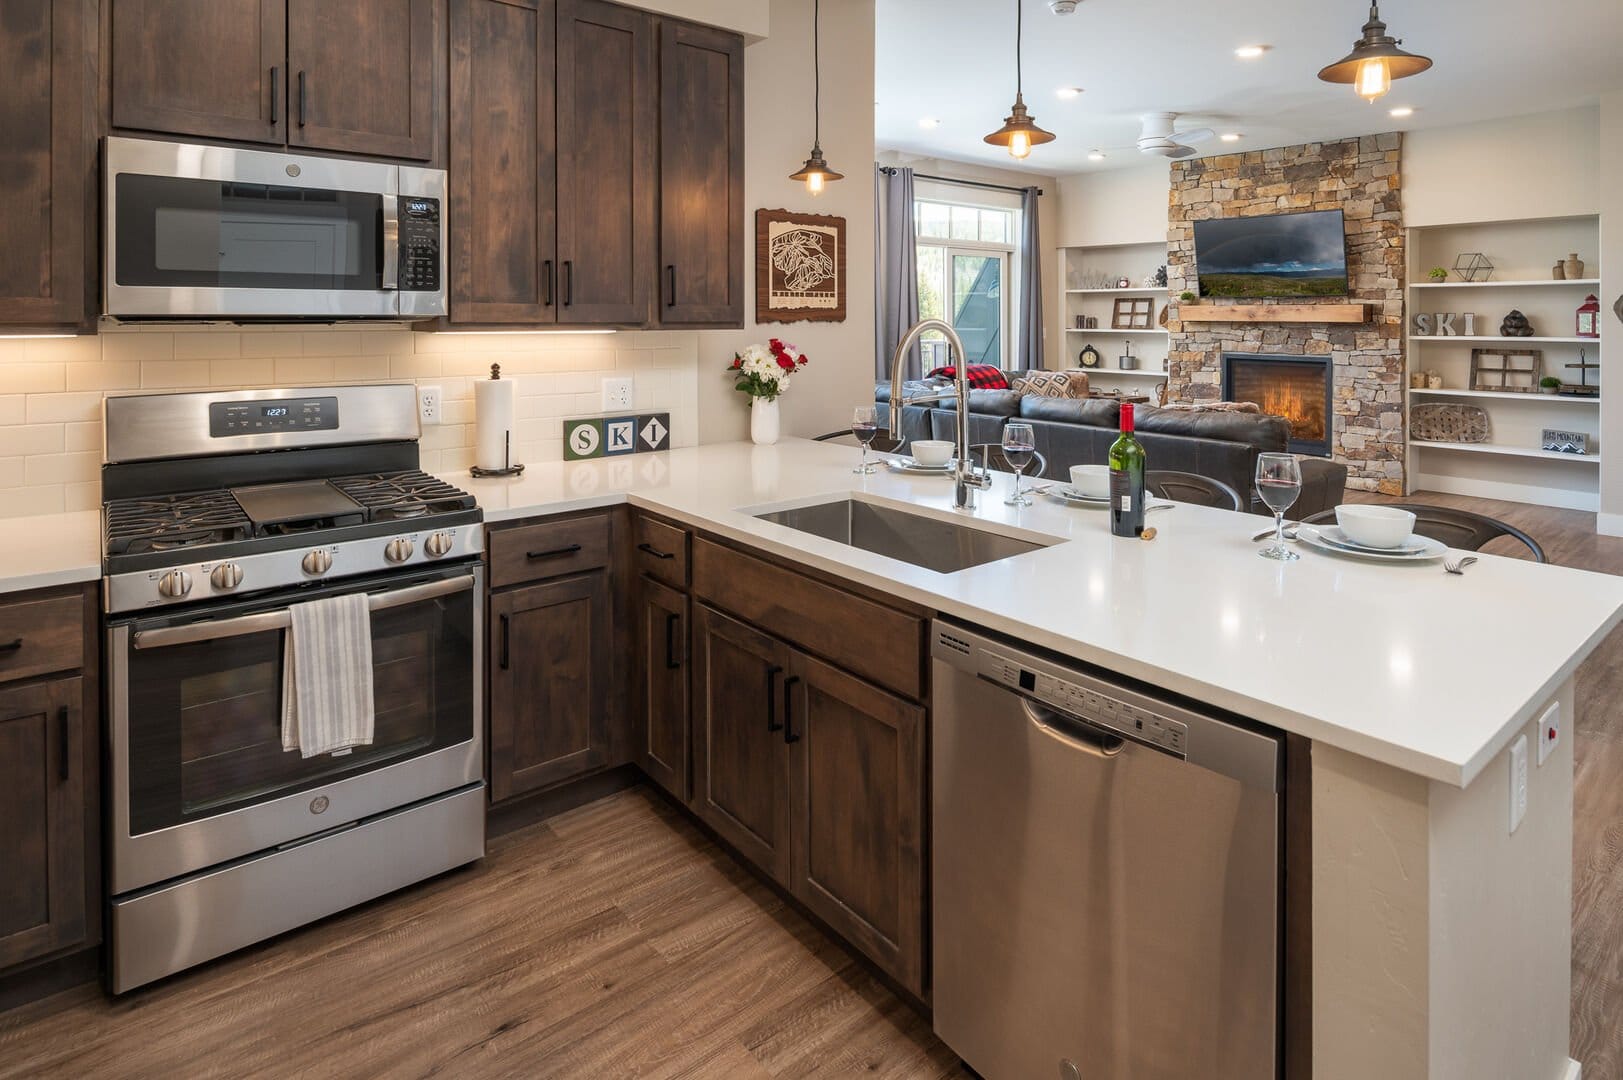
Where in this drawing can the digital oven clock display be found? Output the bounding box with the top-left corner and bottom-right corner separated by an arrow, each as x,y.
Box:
263,406 -> 290,418
208,396 -> 340,437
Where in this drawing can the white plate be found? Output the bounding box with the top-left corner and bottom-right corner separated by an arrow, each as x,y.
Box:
1045,486 -> 1111,507
885,458 -> 955,474
1317,524 -> 1432,557
1299,525 -> 1447,563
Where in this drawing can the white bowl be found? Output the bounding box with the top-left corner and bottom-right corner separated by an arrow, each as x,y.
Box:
1069,464 -> 1110,499
912,440 -> 953,467
1334,504 -> 1417,549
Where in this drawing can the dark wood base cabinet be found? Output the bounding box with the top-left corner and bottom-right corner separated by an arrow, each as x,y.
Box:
634,575 -> 690,802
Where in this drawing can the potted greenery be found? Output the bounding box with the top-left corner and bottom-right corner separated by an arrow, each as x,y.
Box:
1428,267 -> 1448,282
1539,376 -> 1562,395
1178,290 -> 1197,304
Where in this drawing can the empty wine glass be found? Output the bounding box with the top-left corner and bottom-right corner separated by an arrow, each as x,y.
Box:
1002,422 -> 1037,506
852,405 -> 880,474
1255,453 -> 1302,561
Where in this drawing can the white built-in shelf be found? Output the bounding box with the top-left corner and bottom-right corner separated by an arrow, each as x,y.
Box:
1409,278 -> 1601,289
1087,368 -> 1168,379
1065,287 -> 1166,295
1065,327 -> 1168,335
1410,440 -> 1599,464
1411,335 -> 1600,344
1407,387 -> 1599,404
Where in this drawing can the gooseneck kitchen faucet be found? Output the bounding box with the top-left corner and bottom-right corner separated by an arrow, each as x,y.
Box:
887,319 -> 993,511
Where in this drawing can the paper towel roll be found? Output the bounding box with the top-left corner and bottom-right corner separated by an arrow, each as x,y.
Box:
475,375 -> 516,471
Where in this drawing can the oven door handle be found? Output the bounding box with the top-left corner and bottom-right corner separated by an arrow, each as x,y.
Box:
131,575 -> 473,650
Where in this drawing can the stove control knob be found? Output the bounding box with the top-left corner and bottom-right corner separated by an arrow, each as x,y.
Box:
424,531 -> 454,558
210,563 -> 244,591
385,537 -> 415,564
302,549 -> 333,576
158,569 -> 192,599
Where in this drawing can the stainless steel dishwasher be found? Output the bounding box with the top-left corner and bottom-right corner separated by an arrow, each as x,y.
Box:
931,621 -> 1283,1080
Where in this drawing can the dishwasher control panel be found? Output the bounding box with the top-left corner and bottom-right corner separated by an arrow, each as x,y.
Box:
981,649 -> 1188,756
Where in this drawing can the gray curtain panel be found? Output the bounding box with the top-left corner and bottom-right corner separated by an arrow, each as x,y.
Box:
875,165 -> 921,380
1018,187 -> 1045,371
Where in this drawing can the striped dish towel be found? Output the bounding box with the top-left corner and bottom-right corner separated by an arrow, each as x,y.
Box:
281,592 -> 376,758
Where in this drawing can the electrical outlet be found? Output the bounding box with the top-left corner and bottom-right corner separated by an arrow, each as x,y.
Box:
418,385 -> 442,426
1509,734 -> 1529,834
602,376 -> 634,412
1536,702 -> 1561,766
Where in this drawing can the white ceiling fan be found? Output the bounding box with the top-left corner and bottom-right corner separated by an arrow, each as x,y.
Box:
1122,112 -> 1217,159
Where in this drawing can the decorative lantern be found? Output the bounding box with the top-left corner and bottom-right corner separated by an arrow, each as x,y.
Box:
1577,294 -> 1601,338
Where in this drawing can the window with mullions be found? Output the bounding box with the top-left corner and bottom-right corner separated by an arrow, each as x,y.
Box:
915,200 -> 1016,370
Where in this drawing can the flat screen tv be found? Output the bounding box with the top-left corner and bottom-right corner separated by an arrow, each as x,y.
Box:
1193,209 -> 1349,299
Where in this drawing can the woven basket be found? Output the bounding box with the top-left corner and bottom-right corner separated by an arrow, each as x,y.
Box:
1410,402 -> 1490,444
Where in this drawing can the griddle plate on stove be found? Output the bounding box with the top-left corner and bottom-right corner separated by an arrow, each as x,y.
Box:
230,480 -> 365,533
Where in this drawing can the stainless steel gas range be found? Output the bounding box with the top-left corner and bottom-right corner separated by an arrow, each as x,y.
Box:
100,384 -> 485,993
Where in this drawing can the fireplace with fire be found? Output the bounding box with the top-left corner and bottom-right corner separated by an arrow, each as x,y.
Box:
1222,352 -> 1333,457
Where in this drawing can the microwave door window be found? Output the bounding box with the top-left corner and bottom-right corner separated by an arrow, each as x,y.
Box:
155,208 -> 361,280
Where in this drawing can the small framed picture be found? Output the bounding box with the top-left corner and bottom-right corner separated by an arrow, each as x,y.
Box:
1112,297 -> 1152,330
1470,348 -> 1543,393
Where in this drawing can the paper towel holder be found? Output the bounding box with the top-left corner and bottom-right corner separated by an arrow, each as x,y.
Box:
470,364 -> 527,478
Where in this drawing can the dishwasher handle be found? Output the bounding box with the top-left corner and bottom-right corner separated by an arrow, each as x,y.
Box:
1021,697 -> 1125,759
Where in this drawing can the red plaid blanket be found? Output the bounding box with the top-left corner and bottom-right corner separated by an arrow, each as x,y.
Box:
925,364 -> 1009,390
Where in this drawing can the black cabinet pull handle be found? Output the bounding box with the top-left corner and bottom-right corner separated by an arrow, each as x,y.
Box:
526,544 -> 581,561
664,612 -> 681,669
543,259 -> 554,307
0,638 -> 21,654
765,664 -> 783,732
782,675 -> 802,744
637,542 -> 674,561
297,70 -> 308,127
562,260 -> 573,307
57,706 -> 69,783
270,67 -> 280,126
499,613 -> 510,669
666,265 -> 677,308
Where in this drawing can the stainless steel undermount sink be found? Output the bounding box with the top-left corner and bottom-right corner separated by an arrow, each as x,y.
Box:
753,497 -> 1055,574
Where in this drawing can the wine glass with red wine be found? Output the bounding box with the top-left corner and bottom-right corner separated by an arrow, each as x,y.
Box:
1002,422 -> 1037,506
1255,453 -> 1302,561
852,405 -> 880,474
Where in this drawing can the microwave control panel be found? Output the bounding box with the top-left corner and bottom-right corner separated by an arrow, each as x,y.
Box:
210,396 -> 340,437
399,197 -> 441,293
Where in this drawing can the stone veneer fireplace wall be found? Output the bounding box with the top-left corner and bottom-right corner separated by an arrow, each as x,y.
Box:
1165,135 -> 1407,494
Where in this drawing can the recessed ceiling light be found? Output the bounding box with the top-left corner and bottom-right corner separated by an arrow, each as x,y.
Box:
1388,106 -> 1414,118
918,117 -> 941,129
1220,133 -> 1242,142
1056,87 -> 1084,100
1234,44 -> 1269,59
1088,151 -> 1105,161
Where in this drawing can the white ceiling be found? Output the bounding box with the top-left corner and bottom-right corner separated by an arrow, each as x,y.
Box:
874,0 -> 1623,175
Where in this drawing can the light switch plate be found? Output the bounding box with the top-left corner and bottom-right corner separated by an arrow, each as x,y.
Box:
1536,702 -> 1561,766
602,376 -> 634,412
1509,734 -> 1529,834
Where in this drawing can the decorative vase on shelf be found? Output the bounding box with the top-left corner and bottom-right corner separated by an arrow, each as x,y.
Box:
750,398 -> 780,446
1565,253 -> 1585,279
1552,261 -> 1566,281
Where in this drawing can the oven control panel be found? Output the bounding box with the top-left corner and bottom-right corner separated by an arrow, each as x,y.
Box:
398,197 -> 441,293
210,396 -> 339,437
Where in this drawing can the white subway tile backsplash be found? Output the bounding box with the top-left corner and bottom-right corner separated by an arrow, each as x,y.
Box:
0,326 -> 698,519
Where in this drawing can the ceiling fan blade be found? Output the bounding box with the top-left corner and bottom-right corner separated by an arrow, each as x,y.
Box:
1173,127 -> 1215,145
1167,144 -> 1200,159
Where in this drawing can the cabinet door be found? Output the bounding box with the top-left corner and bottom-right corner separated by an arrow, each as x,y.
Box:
788,653 -> 927,997
0,0 -> 88,329
691,604 -> 792,883
0,678 -> 86,969
488,573 -> 611,801
110,0 -> 285,145
657,20 -> 743,327
635,576 -> 688,801
448,0 -> 556,324
287,0 -> 436,160
554,0 -> 654,325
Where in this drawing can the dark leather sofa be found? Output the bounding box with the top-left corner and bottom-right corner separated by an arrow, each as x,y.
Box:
874,383 -> 1348,518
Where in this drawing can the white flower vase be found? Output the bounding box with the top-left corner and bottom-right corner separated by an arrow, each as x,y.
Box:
750,397 -> 780,446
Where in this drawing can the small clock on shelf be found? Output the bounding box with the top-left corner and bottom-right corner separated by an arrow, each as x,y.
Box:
1078,344 -> 1101,368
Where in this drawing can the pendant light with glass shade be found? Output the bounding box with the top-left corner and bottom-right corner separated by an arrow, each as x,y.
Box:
1317,3 -> 1432,103
789,0 -> 842,195
984,0 -> 1054,160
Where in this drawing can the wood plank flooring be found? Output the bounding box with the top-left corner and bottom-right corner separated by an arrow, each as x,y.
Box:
1,489 -> 1620,1079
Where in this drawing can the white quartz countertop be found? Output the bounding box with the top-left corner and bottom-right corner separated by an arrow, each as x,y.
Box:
0,511 -> 102,595
456,439 -> 1623,787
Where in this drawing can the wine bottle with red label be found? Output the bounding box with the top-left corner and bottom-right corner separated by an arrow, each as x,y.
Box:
1109,403 -> 1146,538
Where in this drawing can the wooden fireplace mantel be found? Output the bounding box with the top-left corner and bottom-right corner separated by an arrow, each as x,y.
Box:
1179,303 -> 1370,325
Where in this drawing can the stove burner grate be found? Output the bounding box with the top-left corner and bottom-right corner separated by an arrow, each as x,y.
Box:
331,471 -> 477,522
105,491 -> 253,556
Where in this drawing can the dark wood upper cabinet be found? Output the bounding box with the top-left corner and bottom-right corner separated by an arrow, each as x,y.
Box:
555,0 -> 654,325
635,575 -> 689,801
0,678 -> 87,970
286,0 -> 437,160
658,20 -> 744,327
110,0 -> 286,145
691,604 -> 793,883
449,0 -> 557,324
0,0 -> 89,330
488,573 -> 612,802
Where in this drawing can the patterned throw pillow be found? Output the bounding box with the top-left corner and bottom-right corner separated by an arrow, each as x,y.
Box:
1010,370 -> 1090,398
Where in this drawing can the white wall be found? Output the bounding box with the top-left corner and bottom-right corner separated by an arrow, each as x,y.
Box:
1056,163 -> 1171,249
1405,107 -> 1600,227
699,0 -> 876,442
1598,93 -> 1623,533
618,0 -> 768,38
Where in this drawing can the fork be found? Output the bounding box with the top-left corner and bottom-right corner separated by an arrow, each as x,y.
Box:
1444,554 -> 1478,576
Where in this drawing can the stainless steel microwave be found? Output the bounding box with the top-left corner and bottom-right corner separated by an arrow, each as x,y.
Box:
104,137 -> 446,321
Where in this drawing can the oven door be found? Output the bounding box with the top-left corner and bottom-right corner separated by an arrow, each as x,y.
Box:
104,137 -> 443,319
108,563 -> 482,895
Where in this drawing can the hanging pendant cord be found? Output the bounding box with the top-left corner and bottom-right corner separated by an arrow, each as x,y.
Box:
1015,0 -> 1022,96
813,0 -> 822,147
